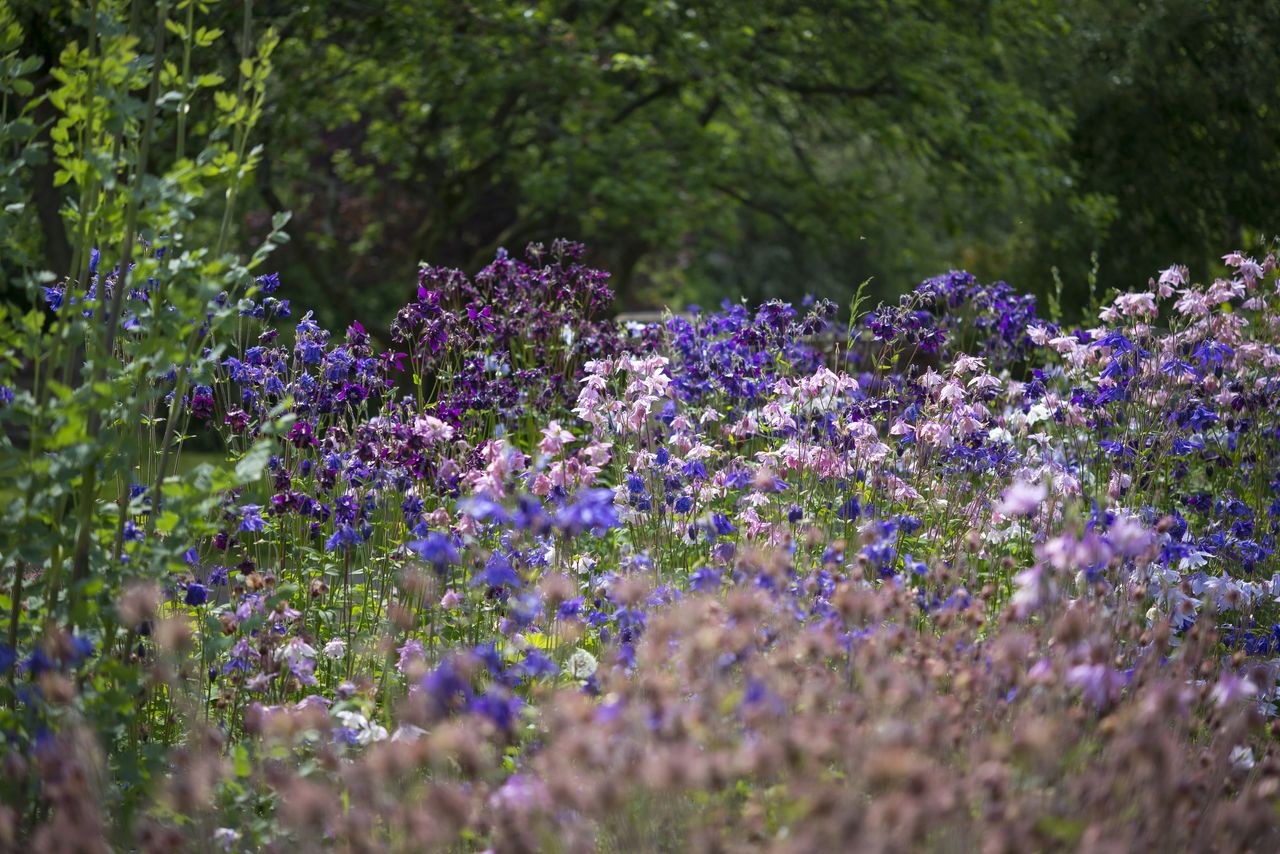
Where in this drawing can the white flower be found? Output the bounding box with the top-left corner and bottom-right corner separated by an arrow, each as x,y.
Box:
334,710 -> 389,746
1025,403 -> 1052,426
567,648 -> 598,680
987,426 -> 1013,444
275,637 -> 317,665
1230,745 -> 1256,771
213,828 -> 241,851
322,638 -> 347,659
391,724 -> 427,743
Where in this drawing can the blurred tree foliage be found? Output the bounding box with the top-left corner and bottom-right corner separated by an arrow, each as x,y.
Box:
4,0 -> 1279,325
1021,0 -> 1280,297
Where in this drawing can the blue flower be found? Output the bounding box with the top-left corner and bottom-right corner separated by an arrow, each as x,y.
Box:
557,597 -> 583,619
408,531 -> 460,570
837,496 -> 861,521
474,551 -> 520,589
554,488 -> 619,536
238,504 -> 266,532
421,657 -> 473,717
325,523 -> 364,552
457,494 -> 512,524
122,521 -> 145,543
42,285 -> 64,311
690,567 -> 722,592
708,513 -> 736,538
185,583 -> 209,607
517,649 -> 559,681
468,688 -> 523,731
255,272 -> 281,294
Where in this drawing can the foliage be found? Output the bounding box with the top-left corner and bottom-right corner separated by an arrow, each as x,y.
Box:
0,0 -> 286,834
2,2 -> 1280,851
1020,0 -> 1280,294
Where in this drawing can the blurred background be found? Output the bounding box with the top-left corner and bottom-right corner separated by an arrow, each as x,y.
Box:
7,0 -> 1280,328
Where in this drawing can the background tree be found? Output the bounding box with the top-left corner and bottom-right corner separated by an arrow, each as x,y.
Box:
5,0 -> 1279,327
243,0 -> 1075,324
1018,0 -> 1280,298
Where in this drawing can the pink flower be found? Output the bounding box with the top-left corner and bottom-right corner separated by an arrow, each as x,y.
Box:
539,420 -> 575,456
1157,264 -> 1186,292
1113,291 -> 1157,318
996,479 -> 1046,517
917,420 -> 952,448
412,415 -> 454,445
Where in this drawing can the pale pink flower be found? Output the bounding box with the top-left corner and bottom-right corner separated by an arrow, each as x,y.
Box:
539,420 -> 575,456
996,479 -> 1046,517
413,415 -> 454,444
917,420 -> 952,448
1113,291 -> 1157,318
583,441 -> 613,466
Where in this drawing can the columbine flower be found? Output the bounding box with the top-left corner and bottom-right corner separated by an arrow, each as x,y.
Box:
334,710 -> 388,746
553,488 -> 619,536
213,828 -> 241,851
996,479 -> 1046,518
1066,663 -> 1127,709
1209,673 -> 1258,708
567,648 -> 598,680
322,638 -> 347,659
275,637 -> 319,686
1230,745 -> 1257,771
408,532 -> 459,572
238,504 -> 266,533
184,582 -> 209,607
539,420 -> 576,456
397,638 -> 425,673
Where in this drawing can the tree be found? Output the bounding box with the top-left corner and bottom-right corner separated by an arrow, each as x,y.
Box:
1018,0 -> 1280,302
245,0 -> 1072,322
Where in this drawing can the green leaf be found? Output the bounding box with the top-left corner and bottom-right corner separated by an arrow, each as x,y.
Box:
234,439 -> 273,485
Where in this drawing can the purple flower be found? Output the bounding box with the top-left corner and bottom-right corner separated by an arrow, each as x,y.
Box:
690,567 -> 722,592
190,386 -> 215,420
397,638 -> 425,673
468,688 -> 523,731
255,271 -> 281,294
42,284 -> 64,312
1066,663 -> 1128,709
